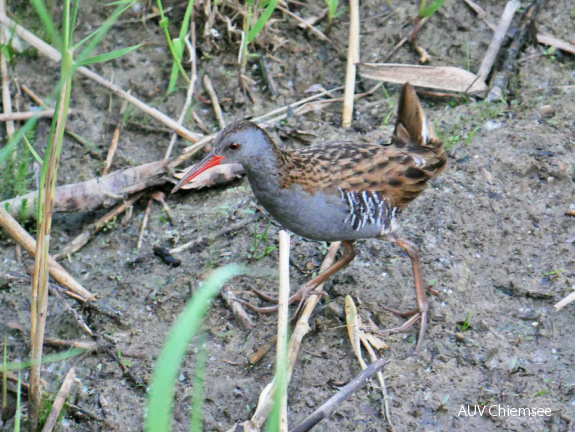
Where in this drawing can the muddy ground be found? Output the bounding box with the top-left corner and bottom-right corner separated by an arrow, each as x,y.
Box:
1,0 -> 574,431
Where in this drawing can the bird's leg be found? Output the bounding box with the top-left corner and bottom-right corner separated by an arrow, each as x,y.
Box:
377,234 -> 429,352
236,241 -> 357,314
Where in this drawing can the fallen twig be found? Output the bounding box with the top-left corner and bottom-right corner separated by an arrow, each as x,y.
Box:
41,368 -> 76,432
169,217 -> 256,254
0,0 -> 14,141
554,292 -> 575,312
221,287 -> 255,331
537,33 -> 575,56
54,191 -> 145,260
487,0 -> 543,102
0,206 -> 92,301
477,0 -> 520,84
0,110 -> 56,122
203,74 -> 226,129
102,94 -> 129,175
291,357 -> 386,432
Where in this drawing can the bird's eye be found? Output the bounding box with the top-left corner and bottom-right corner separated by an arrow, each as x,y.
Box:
229,143 -> 239,150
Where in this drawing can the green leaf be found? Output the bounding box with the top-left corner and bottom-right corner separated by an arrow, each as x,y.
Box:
145,265 -> 244,432
419,0 -> 446,18
30,0 -> 61,48
247,0 -> 280,43
77,43 -> 143,66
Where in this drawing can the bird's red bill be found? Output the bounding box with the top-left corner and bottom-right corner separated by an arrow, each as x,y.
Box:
171,154 -> 225,193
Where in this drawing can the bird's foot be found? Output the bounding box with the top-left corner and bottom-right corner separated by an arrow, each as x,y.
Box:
376,304 -> 428,354
233,284 -> 328,315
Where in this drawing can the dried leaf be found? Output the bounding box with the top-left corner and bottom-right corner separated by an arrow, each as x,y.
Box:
358,63 -> 488,96
345,295 -> 367,369
173,163 -> 244,190
361,332 -> 388,351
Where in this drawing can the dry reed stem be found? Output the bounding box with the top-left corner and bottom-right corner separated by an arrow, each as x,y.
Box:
0,14 -> 203,143
0,205 -> 93,304
137,198 -> 153,250
554,292 -> 575,312
277,231 -> 290,431
341,0 -> 359,128
41,368 -> 76,432
102,94 -> 129,175
203,74 -> 226,129
29,54 -> 73,425
0,0 -> 14,141
0,110 -> 56,121
477,0 -> 520,83
234,242 -> 341,430
165,26 -> 198,160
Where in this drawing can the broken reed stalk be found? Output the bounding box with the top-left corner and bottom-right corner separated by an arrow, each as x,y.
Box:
29,41 -> 74,431
41,367 -> 76,432
342,0 -> 359,128
235,242 -> 341,430
476,0 -> 520,83
0,110 -> 56,121
203,74 -> 226,129
273,230 -> 290,431
0,0 -> 14,142
103,94 -> 129,175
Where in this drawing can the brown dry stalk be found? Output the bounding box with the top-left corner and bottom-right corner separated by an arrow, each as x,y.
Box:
41,368 -> 76,432
0,110 -> 56,121
341,0 -> 359,128
0,0 -> 14,141
203,74 -> 226,129
103,94 -> 129,175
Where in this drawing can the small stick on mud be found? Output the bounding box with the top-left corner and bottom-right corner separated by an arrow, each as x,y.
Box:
0,207 -> 93,301
103,94 -> 130,175
462,0 -> 496,30
44,337 -> 97,351
290,357 -> 386,432
151,191 -> 174,225
169,217 -> 256,254
0,110 -> 56,122
49,288 -> 95,336
477,0 -> 520,84
41,368 -> 76,432
137,198 -> 153,250
249,335 -> 277,365
554,292 -> 575,312
487,0 -> 543,102
203,74 -> 226,129
277,5 -> 342,54
341,0 -> 359,128
221,287 -> 255,331
54,192 -> 145,260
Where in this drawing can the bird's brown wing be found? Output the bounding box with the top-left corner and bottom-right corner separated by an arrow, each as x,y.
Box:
278,142 -> 445,210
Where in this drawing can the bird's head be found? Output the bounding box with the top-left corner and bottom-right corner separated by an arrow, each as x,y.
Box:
171,121 -> 271,193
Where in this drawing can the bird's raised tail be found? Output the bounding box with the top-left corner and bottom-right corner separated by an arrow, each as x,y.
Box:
393,83 -> 446,176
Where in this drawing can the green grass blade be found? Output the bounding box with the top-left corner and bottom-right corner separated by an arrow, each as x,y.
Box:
145,265 -> 244,432
14,373 -> 21,432
419,0 -> 445,18
189,333 -> 207,432
0,119 -> 39,168
5,348 -> 85,371
23,135 -> 44,165
30,0 -> 61,48
77,43 -> 143,66
247,0 -> 280,43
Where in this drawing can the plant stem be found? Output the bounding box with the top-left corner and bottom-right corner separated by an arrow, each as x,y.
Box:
29,45 -> 74,429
